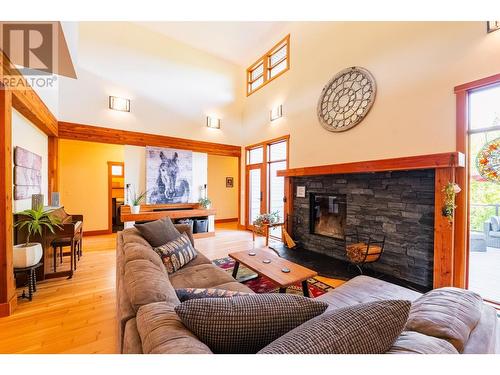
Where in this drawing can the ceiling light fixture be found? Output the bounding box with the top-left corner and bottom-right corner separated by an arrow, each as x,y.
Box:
270,105 -> 283,121
206,116 -> 221,129
487,21 -> 500,33
109,96 -> 130,112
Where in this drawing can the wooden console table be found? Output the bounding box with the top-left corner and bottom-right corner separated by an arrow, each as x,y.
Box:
120,203 -> 216,238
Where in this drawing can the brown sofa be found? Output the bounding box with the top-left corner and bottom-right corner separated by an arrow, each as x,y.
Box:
117,226 -> 499,354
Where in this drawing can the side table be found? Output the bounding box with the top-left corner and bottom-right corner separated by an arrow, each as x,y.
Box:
14,262 -> 43,301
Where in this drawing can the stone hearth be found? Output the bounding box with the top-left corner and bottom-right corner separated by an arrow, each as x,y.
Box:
291,169 -> 435,289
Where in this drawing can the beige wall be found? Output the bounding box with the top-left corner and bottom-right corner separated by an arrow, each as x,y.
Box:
58,22 -> 245,146
11,110 -> 48,212
58,139 -> 124,232
243,22 -> 500,168
208,155 -> 239,220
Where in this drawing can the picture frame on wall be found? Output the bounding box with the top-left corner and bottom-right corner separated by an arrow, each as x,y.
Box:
296,186 -> 306,198
226,177 -> 234,188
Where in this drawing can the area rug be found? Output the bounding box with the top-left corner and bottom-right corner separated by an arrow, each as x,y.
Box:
212,257 -> 334,298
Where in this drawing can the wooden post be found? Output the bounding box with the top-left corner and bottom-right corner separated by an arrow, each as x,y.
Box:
48,136 -> 59,205
433,167 -> 456,288
0,88 -> 16,317
284,176 -> 293,235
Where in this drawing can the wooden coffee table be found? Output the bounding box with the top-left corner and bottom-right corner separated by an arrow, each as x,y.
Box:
228,248 -> 318,297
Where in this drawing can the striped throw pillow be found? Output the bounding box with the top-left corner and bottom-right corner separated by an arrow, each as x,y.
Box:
153,233 -> 198,274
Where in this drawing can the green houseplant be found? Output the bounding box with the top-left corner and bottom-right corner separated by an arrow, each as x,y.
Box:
253,211 -> 281,235
13,206 -> 61,268
198,197 -> 212,209
130,190 -> 148,214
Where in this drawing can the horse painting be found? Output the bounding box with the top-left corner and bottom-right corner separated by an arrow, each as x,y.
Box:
147,149 -> 191,204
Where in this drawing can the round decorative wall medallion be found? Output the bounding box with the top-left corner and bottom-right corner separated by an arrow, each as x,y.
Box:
317,66 -> 376,132
477,137 -> 500,183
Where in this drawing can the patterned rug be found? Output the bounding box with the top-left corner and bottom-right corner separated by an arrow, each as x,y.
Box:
212,257 -> 334,298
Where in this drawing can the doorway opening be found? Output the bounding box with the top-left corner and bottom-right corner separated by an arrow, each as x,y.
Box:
108,161 -> 125,233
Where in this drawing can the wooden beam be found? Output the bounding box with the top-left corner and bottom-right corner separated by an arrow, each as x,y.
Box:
433,167 -> 456,288
48,136 -> 59,205
0,89 -> 17,317
1,52 -> 58,136
277,152 -> 465,178
58,121 -> 241,157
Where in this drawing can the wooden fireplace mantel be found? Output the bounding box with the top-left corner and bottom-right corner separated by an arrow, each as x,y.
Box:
277,152 -> 465,177
280,151 -> 465,290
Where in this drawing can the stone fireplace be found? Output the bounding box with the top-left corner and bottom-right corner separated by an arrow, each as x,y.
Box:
292,170 -> 435,289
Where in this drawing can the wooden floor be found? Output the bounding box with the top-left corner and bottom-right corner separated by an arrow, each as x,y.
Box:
0,222 -> 340,354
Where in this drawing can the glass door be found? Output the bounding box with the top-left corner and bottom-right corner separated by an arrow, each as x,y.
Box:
247,164 -> 264,228
468,83 -> 500,305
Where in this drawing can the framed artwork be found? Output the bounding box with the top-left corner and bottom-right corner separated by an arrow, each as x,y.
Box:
13,146 -> 42,200
226,177 -> 234,188
296,186 -> 306,198
146,146 -> 192,204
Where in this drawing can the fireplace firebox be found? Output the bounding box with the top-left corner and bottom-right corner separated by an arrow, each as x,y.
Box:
310,193 -> 347,240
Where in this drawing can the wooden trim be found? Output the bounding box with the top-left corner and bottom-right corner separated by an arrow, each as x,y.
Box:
121,208 -> 216,223
0,89 -> 16,317
238,154 -> 242,227
454,91 -> 468,288
246,34 -> 290,96
58,121 -> 241,157
284,176 -> 293,235
454,73 -> 500,93
108,161 -> 124,234
278,152 -> 465,177
193,232 -> 215,239
245,135 -> 290,152
433,167 -> 456,288
1,52 -> 58,136
48,136 -> 59,204
215,218 -> 238,223
83,230 -> 111,237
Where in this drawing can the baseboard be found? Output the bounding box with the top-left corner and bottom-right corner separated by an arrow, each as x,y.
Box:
83,229 -> 111,236
0,294 -> 17,317
193,231 -> 216,239
237,224 -> 247,231
215,218 -> 238,224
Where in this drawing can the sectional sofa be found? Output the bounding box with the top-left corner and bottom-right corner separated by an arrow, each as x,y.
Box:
116,225 -> 499,354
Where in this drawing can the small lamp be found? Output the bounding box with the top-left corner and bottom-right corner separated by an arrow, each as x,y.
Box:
206,116 -> 221,129
487,21 -> 500,33
109,96 -> 130,112
270,105 -> 283,121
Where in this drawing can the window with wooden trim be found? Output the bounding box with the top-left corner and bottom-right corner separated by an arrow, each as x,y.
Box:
246,35 -> 290,96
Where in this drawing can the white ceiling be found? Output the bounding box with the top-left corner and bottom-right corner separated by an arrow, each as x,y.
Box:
136,22 -> 290,66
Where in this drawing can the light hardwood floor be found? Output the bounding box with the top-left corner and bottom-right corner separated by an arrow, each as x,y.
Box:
0,223 -> 341,354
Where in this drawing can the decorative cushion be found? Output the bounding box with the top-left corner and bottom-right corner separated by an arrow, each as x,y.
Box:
405,287 -> 483,353
258,300 -> 411,354
346,243 -> 382,263
124,259 -> 179,312
154,233 -> 198,274
387,331 -> 458,354
491,216 -> 500,232
134,217 -> 181,247
175,288 -> 252,302
174,294 -> 328,354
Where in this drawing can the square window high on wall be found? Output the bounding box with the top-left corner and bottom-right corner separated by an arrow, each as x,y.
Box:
246,34 -> 290,96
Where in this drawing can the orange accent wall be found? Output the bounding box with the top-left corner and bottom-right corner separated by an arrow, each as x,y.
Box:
58,139 -> 124,232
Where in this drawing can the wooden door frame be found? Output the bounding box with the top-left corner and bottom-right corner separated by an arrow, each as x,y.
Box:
244,135 -> 290,229
107,161 -> 124,235
454,73 -> 500,293
245,163 -> 266,229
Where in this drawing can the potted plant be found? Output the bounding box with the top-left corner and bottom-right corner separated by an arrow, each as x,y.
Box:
253,211 -> 280,235
199,197 -> 212,209
14,206 -> 61,268
130,190 -> 147,214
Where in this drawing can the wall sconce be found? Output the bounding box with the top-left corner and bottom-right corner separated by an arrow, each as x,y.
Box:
206,116 -> 221,129
270,105 -> 283,121
109,96 -> 130,112
487,21 -> 500,33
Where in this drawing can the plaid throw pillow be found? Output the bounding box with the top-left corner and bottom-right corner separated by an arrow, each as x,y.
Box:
153,233 -> 197,274
174,294 -> 328,354
258,300 -> 411,354
175,288 -> 252,302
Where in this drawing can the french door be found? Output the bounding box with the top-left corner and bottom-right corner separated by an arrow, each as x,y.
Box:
245,136 -> 289,231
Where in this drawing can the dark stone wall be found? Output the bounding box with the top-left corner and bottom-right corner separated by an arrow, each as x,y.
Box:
291,170 -> 435,288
